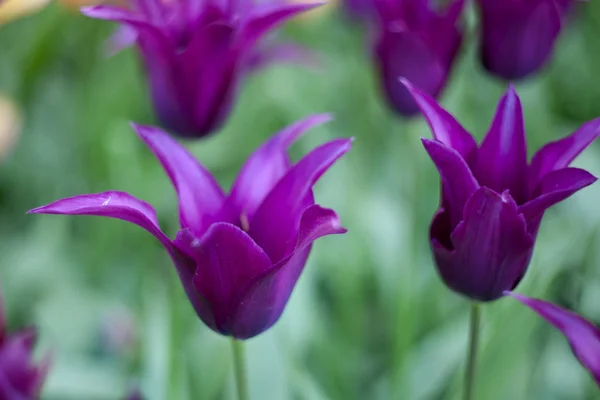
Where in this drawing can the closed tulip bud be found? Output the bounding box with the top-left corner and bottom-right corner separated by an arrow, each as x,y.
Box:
477,0 -> 575,80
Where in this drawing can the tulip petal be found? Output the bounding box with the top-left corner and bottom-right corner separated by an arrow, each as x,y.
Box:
28,191 -> 176,251
186,223 -> 272,337
228,114 -> 332,222
433,188 -> 534,301
376,33 -> 447,117
0,331 -> 45,398
422,138 -> 479,229
402,79 -> 476,159
231,205 -> 346,339
183,23 -> 237,136
507,293 -> 600,386
250,138 -> 352,262
519,167 -> 597,227
243,2 -> 323,48
133,124 -> 225,237
474,85 -> 528,204
529,118 -> 600,192
479,0 -> 563,79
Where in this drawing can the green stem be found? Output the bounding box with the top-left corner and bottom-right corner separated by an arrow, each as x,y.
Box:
464,303 -> 481,400
231,339 -> 249,400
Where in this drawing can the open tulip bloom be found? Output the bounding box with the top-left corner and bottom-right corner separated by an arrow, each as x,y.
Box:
404,79 -> 600,391
81,0 -> 322,138
373,0 -> 465,116
30,115 -> 351,340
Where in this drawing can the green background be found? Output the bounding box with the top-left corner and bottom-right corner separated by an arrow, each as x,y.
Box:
1,2 -> 600,399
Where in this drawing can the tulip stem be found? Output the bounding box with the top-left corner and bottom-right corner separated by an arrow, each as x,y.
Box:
231,339 -> 249,400
464,303 -> 481,400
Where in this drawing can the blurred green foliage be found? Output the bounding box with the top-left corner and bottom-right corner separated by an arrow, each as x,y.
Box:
1,2 -> 600,399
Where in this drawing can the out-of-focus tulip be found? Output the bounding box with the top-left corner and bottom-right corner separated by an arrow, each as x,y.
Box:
0,295 -> 50,399
373,0 -> 465,116
82,0 -> 322,139
476,0 -> 575,80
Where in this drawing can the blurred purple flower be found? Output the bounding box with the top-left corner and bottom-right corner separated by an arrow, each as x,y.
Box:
30,115 -> 351,339
373,0 -> 465,116
82,0 -> 322,138
477,0 -> 575,80
508,292 -> 600,386
0,296 -> 49,399
404,80 -> 600,302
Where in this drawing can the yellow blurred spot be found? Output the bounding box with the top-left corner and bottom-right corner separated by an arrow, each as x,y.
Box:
0,0 -> 53,24
0,94 -> 22,161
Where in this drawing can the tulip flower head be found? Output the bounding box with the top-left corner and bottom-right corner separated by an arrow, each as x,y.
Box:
508,292 -> 600,387
82,0 -> 322,138
0,296 -> 49,398
30,115 -> 351,339
373,0 -> 465,116
477,0 -> 575,80
404,80 -> 600,302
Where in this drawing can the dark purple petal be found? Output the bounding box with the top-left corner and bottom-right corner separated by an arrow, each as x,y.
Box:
133,124 -> 225,237
242,2 -> 324,49
231,205 -> 346,338
28,191 -> 175,251
249,138 -> 352,262
182,23 -> 238,137
375,31 -> 448,117
227,114 -> 332,222
403,79 -> 476,158
507,293 -> 600,386
478,0 -> 563,80
432,187 -> 534,301
188,223 -> 272,337
474,85 -> 528,204
0,330 -> 49,399
519,167 -> 596,227
421,138 -> 479,229
529,118 -> 600,192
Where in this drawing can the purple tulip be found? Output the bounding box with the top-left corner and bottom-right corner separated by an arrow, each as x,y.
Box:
373,0 -> 465,116
477,0 -> 575,80
30,115 -> 351,339
0,296 -> 49,399
82,0 -> 322,139
403,80 -> 600,302
508,292 -> 600,386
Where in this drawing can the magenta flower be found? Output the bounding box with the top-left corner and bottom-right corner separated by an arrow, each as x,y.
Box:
82,0 -> 321,138
373,0 -> 465,116
477,0 -> 575,80
403,80 -> 600,302
508,292 -> 600,386
0,296 -> 49,398
30,115 -> 351,339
